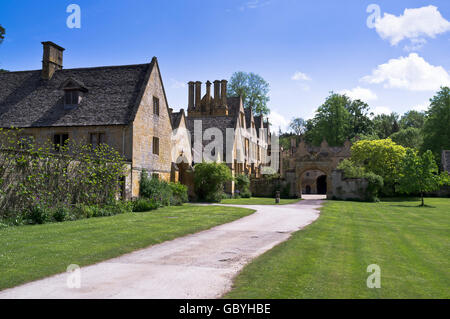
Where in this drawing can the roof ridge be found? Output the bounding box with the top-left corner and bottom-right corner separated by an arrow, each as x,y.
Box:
0,63 -> 151,74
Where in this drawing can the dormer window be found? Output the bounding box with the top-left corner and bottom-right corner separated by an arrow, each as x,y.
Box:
59,77 -> 88,109
65,90 -> 79,105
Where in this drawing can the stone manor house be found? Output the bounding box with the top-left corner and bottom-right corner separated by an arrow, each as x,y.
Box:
0,42 -> 273,198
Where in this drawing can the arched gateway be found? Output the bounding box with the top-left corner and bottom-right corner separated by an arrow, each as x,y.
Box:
280,138 -> 351,199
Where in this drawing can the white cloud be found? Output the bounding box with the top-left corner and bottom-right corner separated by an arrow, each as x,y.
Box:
403,38 -> 427,52
339,87 -> 377,102
371,106 -> 392,116
268,110 -> 289,132
239,0 -> 270,11
291,71 -> 311,81
361,53 -> 450,91
374,5 -> 450,47
412,102 -> 429,112
170,79 -> 186,89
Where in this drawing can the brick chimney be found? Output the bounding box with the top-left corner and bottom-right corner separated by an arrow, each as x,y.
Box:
194,81 -> 202,109
213,80 -> 220,107
188,81 -> 195,110
221,79 -> 228,106
41,41 -> 65,80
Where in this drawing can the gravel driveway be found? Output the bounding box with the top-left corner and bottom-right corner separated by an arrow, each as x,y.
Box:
0,199 -> 323,299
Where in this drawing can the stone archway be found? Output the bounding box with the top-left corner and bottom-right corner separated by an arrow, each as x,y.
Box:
297,166 -> 332,198
317,175 -> 327,194
280,138 -> 352,199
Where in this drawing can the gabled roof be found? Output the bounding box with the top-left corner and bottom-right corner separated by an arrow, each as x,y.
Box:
0,59 -> 158,128
227,96 -> 243,116
244,107 -> 253,129
170,109 -> 185,129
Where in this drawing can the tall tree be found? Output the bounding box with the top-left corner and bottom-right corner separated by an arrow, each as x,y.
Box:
421,87 -> 450,163
288,117 -> 306,135
0,24 -> 7,73
305,93 -> 350,146
390,127 -> 423,149
345,99 -> 374,139
228,71 -> 270,116
0,24 -> 5,43
372,112 -> 400,139
399,110 -> 426,129
397,149 -> 448,206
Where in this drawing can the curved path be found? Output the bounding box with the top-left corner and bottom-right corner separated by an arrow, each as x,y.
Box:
0,198 -> 323,299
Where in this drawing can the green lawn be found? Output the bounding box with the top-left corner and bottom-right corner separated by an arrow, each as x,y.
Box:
0,204 -> 254,291
220,197 -> 300,205
225,198 -> 450,299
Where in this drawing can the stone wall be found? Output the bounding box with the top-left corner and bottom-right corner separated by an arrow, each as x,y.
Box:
132,64 -> 173,196
250,176 -> 297,198
330,170 -> 369,201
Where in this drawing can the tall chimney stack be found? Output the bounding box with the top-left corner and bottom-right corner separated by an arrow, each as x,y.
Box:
221,79 -> 228,106
188,81 -> 195,110
41,41 -> 65,80
194,81 -> 202,109
213,80 -> 220,107
205,81 -> 212,101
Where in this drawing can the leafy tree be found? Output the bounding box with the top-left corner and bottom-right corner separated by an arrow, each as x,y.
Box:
390,127 -> 423,149
350,139 -> 406,194
399,110 -> 426,129
279,132 -> 296,150
372,112 -> 400,139
228,71 -> 270,116
0,25 -> 7,73
288,117 -> 306,135
0,25 -> 4,44
305,93 -> 350,146
345,99 -> 374,139
422,87 -> 450,163
397,149 -> 449,206
194,162 -> 233,202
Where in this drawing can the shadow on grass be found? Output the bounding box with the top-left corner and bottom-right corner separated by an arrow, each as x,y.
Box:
389,204 -> 436,208
381,197 -> 420,202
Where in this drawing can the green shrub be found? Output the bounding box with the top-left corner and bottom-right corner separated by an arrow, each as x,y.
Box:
52,207 -> 69,222
72,204 -> 95,219
235,174 -> 252,198
337,159 -> 384,201
169,182 -> 188,206
337,159 -> 366,178
194,162 -> 233,202
132,198 -> 158,212
240,189 -> 252,198
281,182 -> 291,198
364,172 -> 384,202
26,205 -> 50,224
139,170 -> 172,206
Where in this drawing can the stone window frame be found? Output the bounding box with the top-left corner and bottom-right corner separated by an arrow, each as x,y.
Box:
152,136 -> 160,155
53,133 -> 69,151
153,96 -> 160,116
89,132 -> 106,148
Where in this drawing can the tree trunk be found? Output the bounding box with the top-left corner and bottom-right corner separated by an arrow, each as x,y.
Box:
421,192 -> 424,207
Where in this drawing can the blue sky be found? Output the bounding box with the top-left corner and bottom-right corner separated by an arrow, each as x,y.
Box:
1,0 -> 449,131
